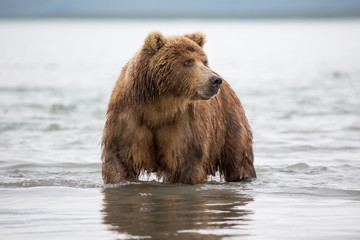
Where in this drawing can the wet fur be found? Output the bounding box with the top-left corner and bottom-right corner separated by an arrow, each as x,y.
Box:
101,31 -> 256,184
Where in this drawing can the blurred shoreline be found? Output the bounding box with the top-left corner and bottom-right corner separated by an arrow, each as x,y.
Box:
1,0 -> 360,19
1,16 -> 360,22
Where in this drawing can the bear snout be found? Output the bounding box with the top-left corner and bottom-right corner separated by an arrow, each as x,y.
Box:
209,76 -> 222,89
197,75 -> 222,99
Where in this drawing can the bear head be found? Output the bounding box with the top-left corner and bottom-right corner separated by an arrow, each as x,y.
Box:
137,31 -> 223,102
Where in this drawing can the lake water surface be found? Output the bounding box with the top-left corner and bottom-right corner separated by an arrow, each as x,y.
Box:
0,19 -> 360,239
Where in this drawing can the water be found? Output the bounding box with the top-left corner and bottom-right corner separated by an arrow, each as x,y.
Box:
1,19 -> 360,239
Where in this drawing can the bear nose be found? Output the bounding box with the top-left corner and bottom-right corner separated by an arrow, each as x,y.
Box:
209,76 -> 222,88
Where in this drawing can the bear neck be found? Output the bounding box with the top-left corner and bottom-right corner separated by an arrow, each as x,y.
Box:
138,95 -> 192,129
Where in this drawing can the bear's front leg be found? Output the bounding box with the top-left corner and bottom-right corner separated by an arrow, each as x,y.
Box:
101,112 -> 156,184
221,124 -> 256,182
222,150 -> 256,182
102,154 -> 138,184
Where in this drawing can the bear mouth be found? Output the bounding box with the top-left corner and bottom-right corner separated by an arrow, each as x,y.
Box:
197,86 -> 220,100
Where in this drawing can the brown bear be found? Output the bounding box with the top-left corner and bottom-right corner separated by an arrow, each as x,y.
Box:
101,31 -> 256,184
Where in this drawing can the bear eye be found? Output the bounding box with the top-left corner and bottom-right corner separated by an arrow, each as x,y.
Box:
184,59 -> 194,67
203,60 -> 208,66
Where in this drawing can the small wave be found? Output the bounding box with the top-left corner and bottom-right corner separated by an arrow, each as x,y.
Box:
0,86 -> 58,93
0,86 -> 32,93
92,108 -> 106,119
256,163 -> 328,173
0,122 -> 26,132
286,163 -> 310,169
0,168 -> 103,188
309,187 -> 360,199
50,104 -> 76,114
0,161 -> 102,188
284,163 -> 328,173
0,179 -> 103,188
255,163 -> 330,180
330,71 -> 350,79
273,187 -> 360,200
103,181 -> 144,189
43,123 -> 62,131
1,161 -> 101,170
345,124 -> 360,131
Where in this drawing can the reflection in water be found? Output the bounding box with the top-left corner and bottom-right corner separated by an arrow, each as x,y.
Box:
102,182 -> 253,239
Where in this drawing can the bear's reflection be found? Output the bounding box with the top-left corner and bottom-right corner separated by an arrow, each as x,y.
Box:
102,182 -> 254,239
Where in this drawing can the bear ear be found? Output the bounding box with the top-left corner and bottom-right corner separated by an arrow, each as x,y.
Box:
144,31 -> 165,54
184,32 -> 206,48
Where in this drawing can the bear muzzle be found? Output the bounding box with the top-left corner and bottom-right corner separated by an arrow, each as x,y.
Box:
208,75 -> 223,95
196,75 -> 223,100
209,76 -> 222,89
